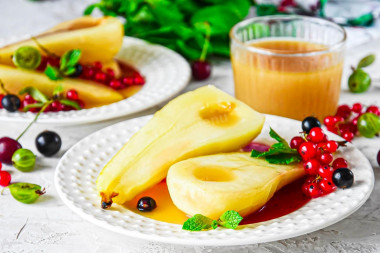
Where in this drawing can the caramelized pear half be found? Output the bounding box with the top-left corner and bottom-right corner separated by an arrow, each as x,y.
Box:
167,153 -> 305,219
96,85 -> 265,207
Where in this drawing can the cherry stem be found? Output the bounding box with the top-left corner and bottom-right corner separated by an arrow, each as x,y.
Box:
31,37 -> 59,59
0,79 -> 10,95
199,22 -> 211,62
16,101 -> 52,141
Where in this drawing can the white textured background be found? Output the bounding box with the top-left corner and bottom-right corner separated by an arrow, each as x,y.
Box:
0,0 -> 379,252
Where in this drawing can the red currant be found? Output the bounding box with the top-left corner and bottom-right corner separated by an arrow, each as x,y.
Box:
336,104 -> 351,119
302,182 -> 322,198
37,56 -> 48,71
332,158 -> 348,170
366,105 -> 380,116
298,142 -> 316,161
318,164 -> 334,179
93,61 -> 103,70
0,162 -> 2,170
77,100 -> 85,109
339,123 -> 357,135
303,159 -> 321,175
82,66 -> 95,79
66,89 -> 79,101
315,142 -> 326,156
341,130 -> 354,142
324,116 -> 336,127
122,76 -> 134,86
308,127 -> 325,143
95,72 -> 107,83
290,136 -> 305,150
134,75 -> 145,85
109,79 -> 122,89
0,94 -> 4,108
51,101 -> 63,112
47,57 -> 60,67
317,152 -> 333,165
0,171 -> 11,186
106,68 -> 115,78
24,94 -> 35,103
325,140 -> 338,153
318,178 -> 337,194
351,103 -> 362,114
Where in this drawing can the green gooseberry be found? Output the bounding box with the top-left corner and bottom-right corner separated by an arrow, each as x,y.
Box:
8,183 -> 45,204
357,113 -> 380,138
11,148 -> 36,172
348,69 -> 371,93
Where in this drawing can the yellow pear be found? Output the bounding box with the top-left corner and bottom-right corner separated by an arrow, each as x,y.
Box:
0,16 -> 123,66
167,153 -> 305,220
96,85 -> 265,207
0,65 -> 123,108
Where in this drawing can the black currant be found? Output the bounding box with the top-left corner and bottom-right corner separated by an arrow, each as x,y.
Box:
2,95 -> 21,112
35,131 -> 62,157
137,196 -> 156,212
69,64 -> 83,77
302,116 -> 321,133
332,168 -> 354,189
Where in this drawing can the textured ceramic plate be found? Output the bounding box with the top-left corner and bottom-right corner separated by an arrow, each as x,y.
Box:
55,114 -> 374,246
0,37 -> 190,125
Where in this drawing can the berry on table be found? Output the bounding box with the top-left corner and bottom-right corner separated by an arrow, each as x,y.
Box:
11,148 -> 36,172
366,105 -> 379,116
377,150 -> 380,166
324,116 -> 336,128
332,168 -> 354,189
137,196 -> 157,212
35,131 -> 62,157
0,137 -> 22,164
191,60 -> 211,81
0,171 -> 11,187
336,104 -> 351,119
290,136 -> 305,150
351,103 -> 362,114
302,116 -> 321,134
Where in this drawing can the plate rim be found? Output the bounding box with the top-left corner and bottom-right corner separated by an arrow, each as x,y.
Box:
54,114 -> 375,246
0,37 -> 191,125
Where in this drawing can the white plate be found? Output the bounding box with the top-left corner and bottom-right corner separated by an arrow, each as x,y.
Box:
55,114 -> 374,246
0,37 -> 190,125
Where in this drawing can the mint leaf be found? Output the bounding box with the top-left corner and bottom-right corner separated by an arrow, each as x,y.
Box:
357,54 -> 375,69
59,99 -> 81,110
182,214 -> 218,231
44,65 -> 62,80
251,128 -> 301,164
19,86 -> 49,103
218,210 -> 243,229
22,103 -> 44,112
63,66 -> 76,76
53,84 -> 63,97
60,49 -> 81,71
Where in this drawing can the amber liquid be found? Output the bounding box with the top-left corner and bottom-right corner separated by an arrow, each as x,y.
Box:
124,178 -> 310,226
231,39 -> 344,121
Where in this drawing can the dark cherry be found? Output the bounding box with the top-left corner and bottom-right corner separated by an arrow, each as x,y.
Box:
69,64 -> 83,77
2,95 -> 21,112
302,116 -> 321,134
137,196 -> 157,212
191,60 -> 211,80
332,168 -> 354,189
35,131 -> 62,157
0,137 -> 22,164
377,150 -> 380,166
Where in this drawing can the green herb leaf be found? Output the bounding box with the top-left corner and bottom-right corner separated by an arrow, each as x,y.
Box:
63,66 -> 76,76
53,84 -> 63,97
22,103 -> 44,112
44,65 -> 62,80
59,99 -> 81,110
217,210 -> 243,229
19,86 -> 49,103
251,128 -> 301,164
83,3 -> 99,15
182,214 -> 218,231
60,49 -> 82,71
357,54 -> 375,69
8,183 -> 45,204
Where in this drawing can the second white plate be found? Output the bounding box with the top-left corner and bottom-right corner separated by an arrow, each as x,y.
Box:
55,114 -> 374,246
0,37 -> 191,125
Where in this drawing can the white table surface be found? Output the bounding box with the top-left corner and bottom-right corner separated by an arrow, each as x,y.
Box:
0,1 -> 379,252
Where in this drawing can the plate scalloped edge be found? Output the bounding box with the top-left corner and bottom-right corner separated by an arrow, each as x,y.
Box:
55,114 -> 374,246
0,37 -> 191,125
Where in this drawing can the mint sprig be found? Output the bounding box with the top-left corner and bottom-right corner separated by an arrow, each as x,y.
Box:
251,128 -> 302,165
182,210 -> 243,231
44,49 -> 82,81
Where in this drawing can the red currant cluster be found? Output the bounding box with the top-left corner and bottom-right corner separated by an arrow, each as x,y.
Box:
0,162 -> 11,187
324,103 -> 380,141
37,55 -> 145,90
290,117 -> 353,198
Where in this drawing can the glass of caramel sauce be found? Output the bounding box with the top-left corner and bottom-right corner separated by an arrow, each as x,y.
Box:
230,16 -> 346,121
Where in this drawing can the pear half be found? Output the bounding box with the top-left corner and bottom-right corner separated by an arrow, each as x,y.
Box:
167,153 -> 305,220
0,16 -> 123,66
96,85 -> 265,207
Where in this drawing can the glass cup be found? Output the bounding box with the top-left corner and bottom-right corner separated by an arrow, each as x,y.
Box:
230,15 -> 346,121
